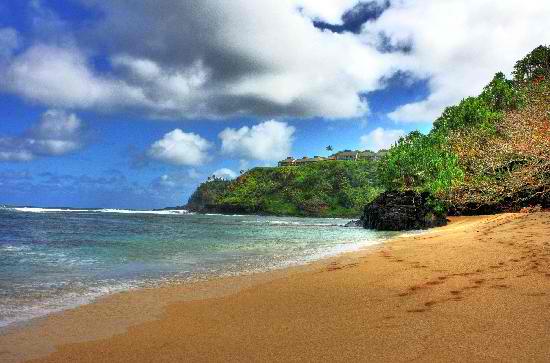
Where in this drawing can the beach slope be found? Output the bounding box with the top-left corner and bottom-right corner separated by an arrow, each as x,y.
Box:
2,212 -> 550,362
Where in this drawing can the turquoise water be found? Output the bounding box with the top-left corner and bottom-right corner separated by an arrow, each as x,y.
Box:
0,207 -> 397,328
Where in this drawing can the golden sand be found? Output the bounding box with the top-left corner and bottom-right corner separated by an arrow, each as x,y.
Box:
1,212 -> 550,362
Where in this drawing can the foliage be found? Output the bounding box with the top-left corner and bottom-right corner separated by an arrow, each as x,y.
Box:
377,131 -> 463,195
513,45 -> 550,83
480,72 -> 525,112
377,45 -> 549,212
186,178 -> 232,212
187,161 -> 381,217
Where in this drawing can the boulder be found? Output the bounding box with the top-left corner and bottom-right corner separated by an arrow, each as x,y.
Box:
362,191 -> 447,231
343,220 -> 362,227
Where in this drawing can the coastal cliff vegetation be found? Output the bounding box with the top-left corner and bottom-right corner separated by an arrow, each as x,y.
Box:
187,46 -> 550,217
187,160 -> 381,217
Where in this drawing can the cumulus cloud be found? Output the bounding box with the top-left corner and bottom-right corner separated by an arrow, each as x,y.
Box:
295,0 -> 364,23
360,127 -> 405,151
152,169 -> 204,189
211,168 -> 238,180
219,120 -> 295,161
363,0 -> 550,123
2,44 -> 146,110
148,129 -> 212,166
0,1 -> 399,119
1,1 -> 548,123
0,110 -> 86,161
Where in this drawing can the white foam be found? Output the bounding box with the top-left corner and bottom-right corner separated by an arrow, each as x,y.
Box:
203,213 -> 248,217
11,207 -> 90,213
0,281 -> 141,329
8,207 -> 191,215
98,209 -> 190,215
0,245 -> 31,252
241,219 -> 346,227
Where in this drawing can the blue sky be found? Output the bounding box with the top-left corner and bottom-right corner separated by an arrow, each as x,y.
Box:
0,1 -> 547,208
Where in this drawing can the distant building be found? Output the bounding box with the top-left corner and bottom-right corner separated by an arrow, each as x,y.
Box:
277,149 -> 385,167
332,150 -> 358,161
278,157 -> 295,167
294,156 -> 327,165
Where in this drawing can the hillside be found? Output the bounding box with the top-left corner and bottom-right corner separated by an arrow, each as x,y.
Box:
379,45 -> 550,214
186,46 -> 550,217
187,160 -> 381,217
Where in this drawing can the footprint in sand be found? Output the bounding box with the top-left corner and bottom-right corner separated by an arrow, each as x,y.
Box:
426,280 -> 444,286
523,292 -> 546,297
406,308 -> 426,313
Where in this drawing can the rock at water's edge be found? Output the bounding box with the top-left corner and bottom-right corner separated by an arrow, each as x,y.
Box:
343,220 -> 363,227
362,191 -> 447,231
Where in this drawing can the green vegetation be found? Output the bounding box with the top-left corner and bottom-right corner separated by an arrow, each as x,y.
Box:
378,45 -> 549,213
186,178 -> 232,212
188,161 -> 381,217
187,46 -> 550,217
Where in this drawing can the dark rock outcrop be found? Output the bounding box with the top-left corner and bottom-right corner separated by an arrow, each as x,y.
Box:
343,219 -> 363,227
362,191 -> 447,231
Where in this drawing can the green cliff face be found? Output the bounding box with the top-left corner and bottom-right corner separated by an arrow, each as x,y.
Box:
187,160 -> 382,217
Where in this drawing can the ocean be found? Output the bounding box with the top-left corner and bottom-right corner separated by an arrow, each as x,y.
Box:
0,207 -> 397,329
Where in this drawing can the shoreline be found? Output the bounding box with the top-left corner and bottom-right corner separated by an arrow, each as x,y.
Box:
2,212 -> 550,362
0,220 -> 395,334
0,229 -> 397,362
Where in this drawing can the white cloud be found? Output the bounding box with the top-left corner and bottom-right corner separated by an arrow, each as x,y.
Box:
1,1 -> 548,122
2,44 -> 146,110
156,174 -> 178,188
294,0 -> 363,23
148,129 -> 212,166
211,168 -> 238,180
360,127 -> 405,151
219,120 -> 295,161
0,110 -> 86,161
0,1 -> 399,119
363,0 -> 550,123
152,170 -> 205,190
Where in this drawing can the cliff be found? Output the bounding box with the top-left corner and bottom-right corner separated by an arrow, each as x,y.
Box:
186,160 -> 381,217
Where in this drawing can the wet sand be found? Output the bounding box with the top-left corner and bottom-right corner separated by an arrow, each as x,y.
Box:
2,212 -> 550,362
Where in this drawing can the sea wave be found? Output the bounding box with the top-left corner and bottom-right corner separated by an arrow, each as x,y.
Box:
98,209 -> 190,215
5,207 -> 191,215
241,220 -> 345,227
0,245 -> 31,252
10,207 -> 90,213
0,281 -> 141,329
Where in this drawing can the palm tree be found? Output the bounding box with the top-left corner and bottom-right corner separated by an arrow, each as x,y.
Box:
326,145 -> 333,152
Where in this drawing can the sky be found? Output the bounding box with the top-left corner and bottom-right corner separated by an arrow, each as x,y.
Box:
0,0 -> 548,209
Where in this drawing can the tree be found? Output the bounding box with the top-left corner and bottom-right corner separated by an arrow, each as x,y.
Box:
326,145 -> 333,152
513,45 -> 550,83
378,131 -> 463,195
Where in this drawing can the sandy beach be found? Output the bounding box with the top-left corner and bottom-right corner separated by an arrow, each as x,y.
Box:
1,212 -> 550,362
